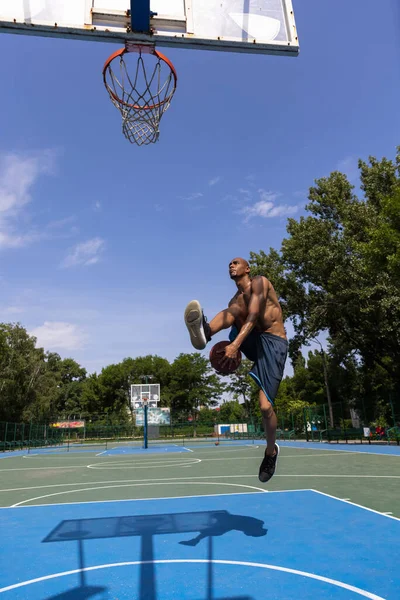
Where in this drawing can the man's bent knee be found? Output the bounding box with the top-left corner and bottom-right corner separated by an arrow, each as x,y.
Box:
261,404 -> 275,419
259,390 -> 274,416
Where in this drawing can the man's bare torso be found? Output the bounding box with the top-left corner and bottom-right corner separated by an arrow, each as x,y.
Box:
228,276 -> 286,339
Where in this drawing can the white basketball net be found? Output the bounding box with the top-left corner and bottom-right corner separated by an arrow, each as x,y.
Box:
103,44 -> 177,146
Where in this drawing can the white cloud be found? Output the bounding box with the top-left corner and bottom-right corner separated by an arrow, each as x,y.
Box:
0,231 -> 39,248
209,176 -> 221,186
240,189 -> 298,222
30,321 -> 87,351
0,150 -> 56,249
61,237 -> 105,268
179,192 -> 203,201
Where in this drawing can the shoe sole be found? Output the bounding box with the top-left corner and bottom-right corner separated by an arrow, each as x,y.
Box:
184,300 -> 207,350
274,442 -> 280,475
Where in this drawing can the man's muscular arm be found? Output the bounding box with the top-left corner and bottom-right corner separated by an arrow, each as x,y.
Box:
222,277 -> 268,361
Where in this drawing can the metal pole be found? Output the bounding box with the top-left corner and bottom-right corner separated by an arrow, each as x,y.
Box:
143,402 -> 148,449
142,375 -> 152,450
389,393 -> 396,427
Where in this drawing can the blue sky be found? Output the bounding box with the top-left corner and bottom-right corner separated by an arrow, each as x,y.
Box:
0,0 -> 399,377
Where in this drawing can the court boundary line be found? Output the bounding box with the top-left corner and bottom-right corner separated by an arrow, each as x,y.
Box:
2,487 -> 398,521
0,559 -> 386,599
0,489 -> 309,510
310,489 -> 400,522
2,472 -> 400,494
277,443 -> 400,457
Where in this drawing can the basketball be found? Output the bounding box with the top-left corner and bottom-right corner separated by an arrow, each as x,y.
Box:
209,340 -> 241,375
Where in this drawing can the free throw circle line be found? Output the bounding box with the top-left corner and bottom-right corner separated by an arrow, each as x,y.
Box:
0,559 -> 385,599
11,480 -> 267,507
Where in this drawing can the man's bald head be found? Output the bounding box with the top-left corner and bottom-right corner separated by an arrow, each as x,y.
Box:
229,257 -> 250,280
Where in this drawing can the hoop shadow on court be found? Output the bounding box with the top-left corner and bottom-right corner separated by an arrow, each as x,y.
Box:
42,510 -> 267,600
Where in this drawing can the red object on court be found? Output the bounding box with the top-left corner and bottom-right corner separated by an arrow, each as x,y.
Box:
209,340 -> 242,375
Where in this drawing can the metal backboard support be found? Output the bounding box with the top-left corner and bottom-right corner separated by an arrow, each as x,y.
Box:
0,1 -> 299,55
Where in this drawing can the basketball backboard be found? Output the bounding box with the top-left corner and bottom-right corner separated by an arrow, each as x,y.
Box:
130,383 -> 160,409
0,0 -> 299,55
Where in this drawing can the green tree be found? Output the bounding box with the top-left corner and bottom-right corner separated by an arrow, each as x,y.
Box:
0,323 -> 45,422
168,353 -> 226,420
225,358 -> 256,420
218,400 -> 246,423
250,146 -> 400,422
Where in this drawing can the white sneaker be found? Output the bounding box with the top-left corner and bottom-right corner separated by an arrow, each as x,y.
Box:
184,300 -> 211,350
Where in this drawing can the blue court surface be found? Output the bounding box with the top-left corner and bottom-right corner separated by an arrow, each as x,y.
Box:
2,439 -> 400,460
1,490 -> 398,599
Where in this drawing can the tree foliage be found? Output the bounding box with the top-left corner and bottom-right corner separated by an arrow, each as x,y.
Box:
249,146 -> 400,422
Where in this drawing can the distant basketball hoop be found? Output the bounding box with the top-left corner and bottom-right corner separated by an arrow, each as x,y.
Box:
103,43 -> 177,146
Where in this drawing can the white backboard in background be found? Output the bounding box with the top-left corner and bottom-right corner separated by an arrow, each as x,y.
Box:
130,383 -> 160,410
0,0 -> 299,55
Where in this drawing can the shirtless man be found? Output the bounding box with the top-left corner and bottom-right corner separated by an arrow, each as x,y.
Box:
184,257 -> 288,483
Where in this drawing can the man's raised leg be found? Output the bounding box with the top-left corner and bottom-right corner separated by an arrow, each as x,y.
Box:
258,389 -> 279,483
184,301 -> 235,350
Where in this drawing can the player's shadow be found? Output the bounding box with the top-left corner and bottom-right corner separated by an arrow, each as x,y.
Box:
42,510 -> 266,600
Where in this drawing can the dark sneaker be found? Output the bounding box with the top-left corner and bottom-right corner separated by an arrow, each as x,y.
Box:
258,443 -> 280,483
184,300 -> 212,350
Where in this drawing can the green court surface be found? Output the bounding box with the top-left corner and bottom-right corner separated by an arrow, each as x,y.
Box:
0,441 -> 399,518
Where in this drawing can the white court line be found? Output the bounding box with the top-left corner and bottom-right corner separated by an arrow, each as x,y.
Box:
19,446 -> 258,458
310,489 -> 400,522
0,465 -> 89,472
87,458 -> 201,470
197,453 -> 355,462
0,559 -> 386,599
2,489 -> 309,510
2,472 -> 399,494
10,481 -> 268,507
278,444 -> 400,457
0,474 -> 286,493
86,454 -> 348,469
274,474 -> 400,478
3,450 -> 348,469
0,457 -> 202,472
96,451 -> 107,456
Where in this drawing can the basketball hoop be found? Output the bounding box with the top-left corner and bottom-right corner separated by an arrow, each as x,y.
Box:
103,43 -> 177,146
